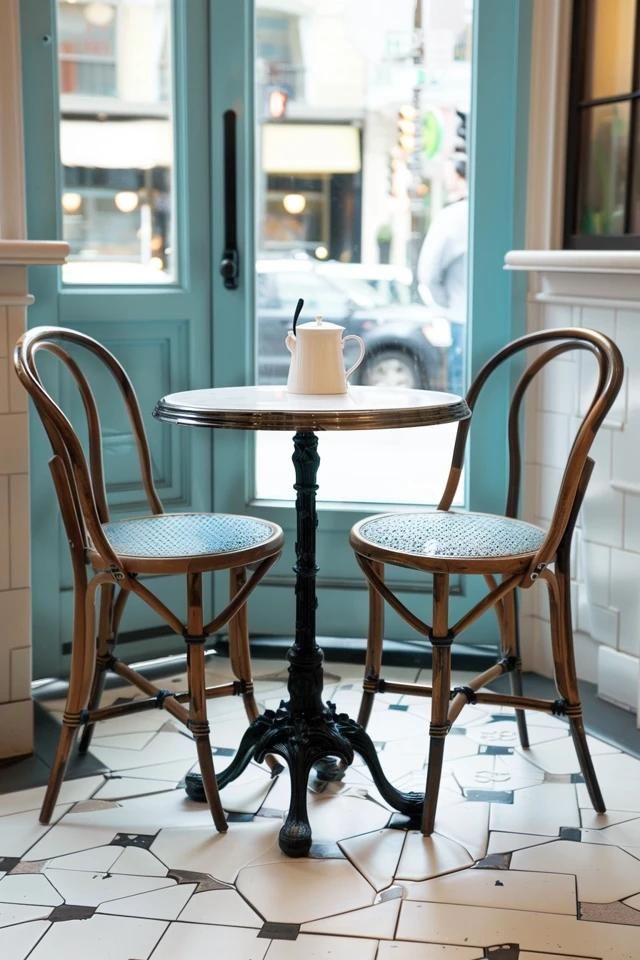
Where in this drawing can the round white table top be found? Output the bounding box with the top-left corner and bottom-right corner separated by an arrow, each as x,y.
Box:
154,384 -> 470,432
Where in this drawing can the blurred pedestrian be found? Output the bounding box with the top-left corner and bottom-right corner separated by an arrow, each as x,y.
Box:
417,153 -> 468,396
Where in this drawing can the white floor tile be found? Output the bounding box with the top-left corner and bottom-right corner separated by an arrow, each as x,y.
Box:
110,846 -> 168,877
236,858 -> 375,924
511,838 -> 640,902
151,820 -> 282,881
148,920 -> 268,960
219,770 -> 274,814
376,943 -> 483,960
465,718 -> 570,748
486,832 -> 557,855
516,734 -> 618,775
0,778 -> 103,818
264,933 -> 378,960
0,920 -> 50,959
339,828 -> 405,891
42,845 -> 122,873
490,783 -> 579,835
433,798 -> 490,860
0,873 -> 62,906
396,899 -> 640,959
0,902 -> 52,926
28,914 -> 166,960
0,804 -> 72,858
93,777 -> 177,801
177,888 -> 263,926
301,898 -> 400,939
97,881 -> 195,920
404,865 -> 577,914
395,831 -> 473,882
90,731 -> 196,772
112,758 -> 195,782
307,795 -> 391,841
43,868 -> 175,907
93,730 -> 159,750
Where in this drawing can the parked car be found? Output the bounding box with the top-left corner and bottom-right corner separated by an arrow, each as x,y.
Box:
256,259 -> 452,390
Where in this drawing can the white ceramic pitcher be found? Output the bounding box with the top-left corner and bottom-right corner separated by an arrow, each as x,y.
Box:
285,316 -> 365,395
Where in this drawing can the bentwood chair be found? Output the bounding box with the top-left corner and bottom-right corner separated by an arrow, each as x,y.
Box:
350,328 -> 624,835
14,326 -> 284,832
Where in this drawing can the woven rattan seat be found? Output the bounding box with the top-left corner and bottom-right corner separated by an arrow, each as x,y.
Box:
99,513 -> 278,572
356,511 -> 546,568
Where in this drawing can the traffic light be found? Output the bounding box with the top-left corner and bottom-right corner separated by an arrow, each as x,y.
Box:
397,105 -> 417,155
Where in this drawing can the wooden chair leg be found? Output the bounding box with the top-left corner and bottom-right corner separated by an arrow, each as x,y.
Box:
422,573 -> 451,835
228,567 -> 282,776
186,573 -> 227,832
41,575 -> 97,824
358,560 -> 384,729
501,588 -> 530,749
546,564 -> 605,813
78,583 -> 114,754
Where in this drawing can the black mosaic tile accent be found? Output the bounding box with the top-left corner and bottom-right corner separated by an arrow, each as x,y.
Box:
571,772 -> 586,783
0,857 -> 20,872
167,868 -> 230,890
474,852 -> 512,870
255,806 -> 286,819
559,826 -> 582,841
483,945 -> 520,959
258,922 -> 300,941
449,726 -> 467,736
112,696 -> 136,706
464,789 -> 514,804
308,842 -> 346,859
49,904 -> 96,922
388,704 -> 409,712
111,832 -> 157,849
488,714 -> 517,723
478,744 -> 514,756
213,747 -> 236,757
482,943 -> 520,960
226,812 -> 255,823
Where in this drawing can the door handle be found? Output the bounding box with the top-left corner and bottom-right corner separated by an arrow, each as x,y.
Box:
220,109 -> 239,290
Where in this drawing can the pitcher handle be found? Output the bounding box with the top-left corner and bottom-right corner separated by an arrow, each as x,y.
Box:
343,335 -> 366,380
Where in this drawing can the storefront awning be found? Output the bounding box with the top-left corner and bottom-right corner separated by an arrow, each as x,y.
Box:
60,119 -> 172,170
262,123 -> 361,175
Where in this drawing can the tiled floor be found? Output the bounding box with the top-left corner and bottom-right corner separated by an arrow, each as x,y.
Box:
1,657 -> 640,959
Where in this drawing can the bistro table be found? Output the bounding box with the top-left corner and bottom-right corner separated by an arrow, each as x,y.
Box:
154,384 -> 470,856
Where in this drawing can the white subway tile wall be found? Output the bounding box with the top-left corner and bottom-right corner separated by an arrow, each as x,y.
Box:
523,297 -> 640,719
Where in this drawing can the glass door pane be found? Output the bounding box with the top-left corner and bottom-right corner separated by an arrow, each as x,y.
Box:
57,0 -> 175,284
254,0 -> 472,506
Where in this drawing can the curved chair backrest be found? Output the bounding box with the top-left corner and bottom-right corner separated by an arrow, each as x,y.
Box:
438,327 -> 624,578
14,326 -> 163,569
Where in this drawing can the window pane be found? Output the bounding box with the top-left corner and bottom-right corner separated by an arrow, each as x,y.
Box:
584,0 -> 636,100
254,0 -> 473,506
633,104 -> 640,231
576,102 -> 629,236
57,0 -> 175,284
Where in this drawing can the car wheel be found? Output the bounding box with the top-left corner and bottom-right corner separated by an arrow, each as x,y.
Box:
360,349 -> 426,389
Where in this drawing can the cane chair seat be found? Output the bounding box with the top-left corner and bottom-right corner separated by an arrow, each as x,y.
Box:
97,513 -> 281,573
353,510 -> 546,573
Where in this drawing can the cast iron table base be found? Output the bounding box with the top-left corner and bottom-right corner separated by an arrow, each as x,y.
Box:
185,431 -> 424,856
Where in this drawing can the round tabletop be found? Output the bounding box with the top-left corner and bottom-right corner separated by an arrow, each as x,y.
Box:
154,384 -> 470,432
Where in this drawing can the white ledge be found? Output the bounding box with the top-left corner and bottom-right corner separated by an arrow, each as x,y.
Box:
505,250 -> 640,302
0,239 -> 69,266
505,250 -> 640,274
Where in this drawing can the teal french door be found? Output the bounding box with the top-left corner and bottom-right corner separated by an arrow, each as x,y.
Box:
22,0 -> 215,677
22,0 -> 532,679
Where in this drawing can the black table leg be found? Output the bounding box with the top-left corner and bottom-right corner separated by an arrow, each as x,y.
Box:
186,430 -> 424,856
